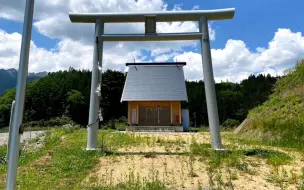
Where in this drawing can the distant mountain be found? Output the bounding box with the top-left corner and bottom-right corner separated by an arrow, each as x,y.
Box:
28,71 -> 48,78
0,68 -> 48,95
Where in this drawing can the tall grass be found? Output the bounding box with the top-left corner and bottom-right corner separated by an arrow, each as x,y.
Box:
241,60 -> 304,150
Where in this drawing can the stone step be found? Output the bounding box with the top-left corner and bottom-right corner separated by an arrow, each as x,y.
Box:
127,126 -> 183,132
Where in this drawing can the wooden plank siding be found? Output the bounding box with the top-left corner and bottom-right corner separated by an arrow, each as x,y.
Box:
171,101 -> 181,125
128,101 -> 181,126
128,101 -> 138,124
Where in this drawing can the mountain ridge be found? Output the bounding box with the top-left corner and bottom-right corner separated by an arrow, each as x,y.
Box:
0,68 -> 48,95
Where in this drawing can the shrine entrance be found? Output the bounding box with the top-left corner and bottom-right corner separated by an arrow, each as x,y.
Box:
68,8 -> 236,150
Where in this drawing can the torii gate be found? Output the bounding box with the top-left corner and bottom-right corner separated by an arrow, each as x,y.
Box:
68,8 -> 235,150
6,0 -> 234,188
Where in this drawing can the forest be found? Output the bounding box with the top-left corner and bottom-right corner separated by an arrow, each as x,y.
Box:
0,67 -> 278,128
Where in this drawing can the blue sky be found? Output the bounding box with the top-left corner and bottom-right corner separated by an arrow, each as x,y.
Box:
2,0 -> 303,50
0,0 -> 304,82
174,0 -> 304,49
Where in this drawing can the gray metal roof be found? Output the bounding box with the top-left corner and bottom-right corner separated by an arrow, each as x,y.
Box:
121,64 -> 188,102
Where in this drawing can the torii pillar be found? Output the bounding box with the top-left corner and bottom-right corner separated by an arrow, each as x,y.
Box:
69,8 -> 235,150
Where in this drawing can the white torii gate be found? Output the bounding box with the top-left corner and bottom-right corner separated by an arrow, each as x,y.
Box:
68,8 -> 235,150
6,0 -> 235,188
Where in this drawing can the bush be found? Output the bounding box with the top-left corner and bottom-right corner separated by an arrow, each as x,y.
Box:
115,123 -> 126,131
46,116 -> 74,126
23,116 -> 74,128
117,116 -> 128,124
222,119 -> 241,128
102,116 -> 127,131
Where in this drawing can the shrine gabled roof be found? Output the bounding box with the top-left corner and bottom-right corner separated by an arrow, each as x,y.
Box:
121,63 -> 188,102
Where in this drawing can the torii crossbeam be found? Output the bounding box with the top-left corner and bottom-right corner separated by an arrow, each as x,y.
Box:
69,8 -> 235,150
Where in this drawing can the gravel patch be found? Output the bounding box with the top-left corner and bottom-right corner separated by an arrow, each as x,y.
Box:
0,131 -> 46,147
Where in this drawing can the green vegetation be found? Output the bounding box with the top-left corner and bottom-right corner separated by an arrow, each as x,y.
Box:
87,180 -> 166,190
102,116 -> 128,131
222,118 -> 240,129
0,127 -> 303,189
190,141 -> 292,169
0,67 -> 278,130
0,68 -> 127,128
238,60 -> 304,150
22,115 -> 74,128
1,55 -> 303,189
0,128 -> 164,189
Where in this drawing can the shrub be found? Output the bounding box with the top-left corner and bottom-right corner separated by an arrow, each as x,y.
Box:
116,123 -> 126,131
102,116 -> 127,131
222,119 -> 241,128
23,116 -> 74,128
117,116 -> 128,124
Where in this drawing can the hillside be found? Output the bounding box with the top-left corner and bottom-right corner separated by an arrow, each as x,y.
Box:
0,68 -> 47,95
236,60 -> 304,149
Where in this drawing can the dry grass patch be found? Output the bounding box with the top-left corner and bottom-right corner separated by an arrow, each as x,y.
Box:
83,131 -> 304,190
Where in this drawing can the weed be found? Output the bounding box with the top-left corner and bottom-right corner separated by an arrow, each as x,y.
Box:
207,163 -> 215,188
299,167 -> 304,190
0,128 -> 302,189
188,139 -> 198,177
144,152 -> 156,158
267,166 -> 288,189
243,148 -> 292,166
288,168 -> 298,184
27,136 -> 41,144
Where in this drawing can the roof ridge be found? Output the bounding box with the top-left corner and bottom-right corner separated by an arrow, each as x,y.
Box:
126,62 -> 186,66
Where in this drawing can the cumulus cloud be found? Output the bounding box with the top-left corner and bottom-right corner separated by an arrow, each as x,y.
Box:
0,29 -> 143,72
0,0 -> 215,46
173,29 -> 304,82
0,1 -> 303,82
0,0 -> 218,73
1,27 -> 303,82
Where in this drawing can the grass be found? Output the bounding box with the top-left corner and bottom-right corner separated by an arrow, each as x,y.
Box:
243,148 -> 292,166
190,140 -> 292,172
300,168 -> 304,190
0,128 -> 100,189
0,127 -> 303,189
89,180 -> 166,190
239,61 -> 304,151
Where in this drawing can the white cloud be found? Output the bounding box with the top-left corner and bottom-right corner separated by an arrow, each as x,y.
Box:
0,0 -> 215,53
173,29 -> 304,82
257,67 -> 284,77
0,0 -> 218,73
0,29 -> 144,72
1,1 -> 303,83
1,28 -> 303,82
192,5 -> 200,10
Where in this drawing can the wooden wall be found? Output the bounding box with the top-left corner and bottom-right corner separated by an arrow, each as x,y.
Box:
128,101 -> 138,124
171,101 -> 181,125
128,101 -> 181,125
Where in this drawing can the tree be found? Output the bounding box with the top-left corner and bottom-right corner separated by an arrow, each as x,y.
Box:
65,90 -> 87,124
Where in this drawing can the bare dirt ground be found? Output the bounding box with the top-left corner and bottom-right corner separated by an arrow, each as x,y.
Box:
83,132 -> 304,189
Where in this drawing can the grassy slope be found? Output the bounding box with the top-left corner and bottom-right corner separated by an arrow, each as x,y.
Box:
238,60 -> 304,149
